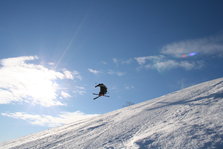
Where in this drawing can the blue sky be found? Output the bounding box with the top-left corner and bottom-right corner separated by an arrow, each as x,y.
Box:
1,0 -> 223,142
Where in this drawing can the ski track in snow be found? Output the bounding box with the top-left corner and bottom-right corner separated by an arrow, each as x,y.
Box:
1,78 -> 223,149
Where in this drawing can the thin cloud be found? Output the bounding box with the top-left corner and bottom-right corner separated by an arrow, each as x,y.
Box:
146,59 -> 202,71
161,35 -> 223,57
101,61 -> 107,65
135,56 -> 150,65
88,68 -> 100,75
60,91 -> 71,98
2,112 -> 98,127
112,58 -> 119,64
135,55 -> 164,65
121,59 -> 133,64
134,35 -> 222,72
63,70 -> 75,80
135,55 -> 203,72
48,62 -> 55,66
125,85 -> 134,90
72,86 -> 86,95
0,56 -> 79,107
112,58 -> 132,65
72,70 -> 82,80
108,70 -> 125,76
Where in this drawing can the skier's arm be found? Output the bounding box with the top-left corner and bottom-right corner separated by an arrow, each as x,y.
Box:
95,84 -> 104,88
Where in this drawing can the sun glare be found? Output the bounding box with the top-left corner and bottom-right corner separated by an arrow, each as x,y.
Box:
0,56 -> 73,107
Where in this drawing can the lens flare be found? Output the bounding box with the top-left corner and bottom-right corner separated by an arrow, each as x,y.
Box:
180,52 -> 198,58
189,52 -> 197,56
181,54 -> 187,58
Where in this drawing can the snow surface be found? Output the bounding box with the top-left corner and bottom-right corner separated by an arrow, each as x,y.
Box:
1,78 -> 223,149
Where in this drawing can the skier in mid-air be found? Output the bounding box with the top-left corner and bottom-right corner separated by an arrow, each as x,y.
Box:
93,83 -> 109,100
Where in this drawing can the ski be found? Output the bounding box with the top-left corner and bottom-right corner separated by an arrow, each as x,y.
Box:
93,93 -> 109,100
93,96 -> 100,100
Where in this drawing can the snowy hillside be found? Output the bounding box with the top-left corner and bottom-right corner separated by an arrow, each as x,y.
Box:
1,78 -> 223,149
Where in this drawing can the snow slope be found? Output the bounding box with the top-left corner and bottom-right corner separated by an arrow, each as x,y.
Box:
1,78 -> 223,149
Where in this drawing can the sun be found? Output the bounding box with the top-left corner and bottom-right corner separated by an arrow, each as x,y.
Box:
0,56 -> 73,107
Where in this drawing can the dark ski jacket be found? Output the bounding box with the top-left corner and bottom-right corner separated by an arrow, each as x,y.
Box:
95,84 -> 107,95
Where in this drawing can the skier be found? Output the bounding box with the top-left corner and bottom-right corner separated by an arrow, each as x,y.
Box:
93,83 -> 108,100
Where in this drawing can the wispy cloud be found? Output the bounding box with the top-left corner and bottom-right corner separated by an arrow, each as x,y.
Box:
134,35 -> 223,72
60,91 -> 71,98
101,61 -> 107,65
135,55 -> 164,65
108,70 -> 125,76
48,62 -> 55,66
161,35 -> 223,57
88,68 -> 100,75
2,112 -> 98,127
125,85 -> 134,90
112,58 -> 132,65
71,70 -> 82,80
0,56 -> 79,107
135,55 -> 203,71
72,86 -> 86,95
112,58 -> 119,64
59,69 -> 81,80
145,59 -> 202,71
